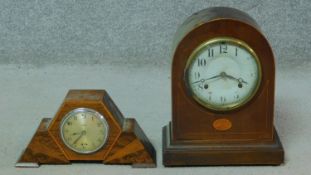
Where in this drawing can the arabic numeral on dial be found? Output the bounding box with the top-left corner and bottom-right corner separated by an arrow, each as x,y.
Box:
208,48 -> 214,57
81,113 -> 86,119
194,72 -> 200,80
208,92 -> 212,101
220,96 -> 226,104
198,83 -> 203,90
235,94 -> 239,99
235,47 -> 238,56
81,143 -> 88,148
220,42 -> 228,54
197,58 -> 206,67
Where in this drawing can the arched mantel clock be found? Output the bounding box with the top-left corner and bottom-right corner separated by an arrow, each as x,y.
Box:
162,7 -> 284,166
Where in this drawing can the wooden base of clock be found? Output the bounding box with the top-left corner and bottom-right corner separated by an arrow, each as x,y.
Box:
162,124 -> 284,166
16,118 -> 156,168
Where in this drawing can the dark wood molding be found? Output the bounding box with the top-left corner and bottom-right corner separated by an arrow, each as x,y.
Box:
163,124 -> 283,166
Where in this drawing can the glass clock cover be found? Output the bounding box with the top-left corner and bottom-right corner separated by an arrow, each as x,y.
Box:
186,37 -> 261,111
60,108 -> 109,154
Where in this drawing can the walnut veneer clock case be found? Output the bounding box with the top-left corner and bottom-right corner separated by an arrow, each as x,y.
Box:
16,90 -> 156,168
162,7 -> 284,166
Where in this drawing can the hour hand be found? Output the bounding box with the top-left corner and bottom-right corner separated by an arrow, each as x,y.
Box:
238,78 -> 248,84
72,132 -> 79,136
224,73 -> 248,84
73,130 -> 86,144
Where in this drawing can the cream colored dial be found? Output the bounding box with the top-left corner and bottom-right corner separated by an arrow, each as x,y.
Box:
186,37 -> 261,111
60,108 -> 109,154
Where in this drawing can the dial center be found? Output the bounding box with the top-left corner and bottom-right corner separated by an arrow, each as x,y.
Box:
208,56 -> 240,78
61,108 -> 109,154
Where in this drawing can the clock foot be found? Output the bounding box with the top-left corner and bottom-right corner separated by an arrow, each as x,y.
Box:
162,123 -> 284,166
15,162 -> 39,168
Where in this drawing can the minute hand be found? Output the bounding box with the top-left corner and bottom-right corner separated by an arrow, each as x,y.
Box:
192,74 -> 221,84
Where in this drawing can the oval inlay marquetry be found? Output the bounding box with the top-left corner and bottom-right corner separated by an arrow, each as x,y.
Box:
213,118 -> 232,131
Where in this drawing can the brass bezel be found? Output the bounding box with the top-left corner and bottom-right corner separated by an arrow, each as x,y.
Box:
60,108 -> 110,154
184,37 -> 262,111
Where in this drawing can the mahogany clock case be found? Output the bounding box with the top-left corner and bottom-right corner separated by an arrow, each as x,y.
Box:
16,90 -> 156,168
163,7 -> 284,166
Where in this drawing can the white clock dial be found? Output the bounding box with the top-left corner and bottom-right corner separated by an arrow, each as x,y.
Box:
60,108 -> 109,154
186,37 -> 261,111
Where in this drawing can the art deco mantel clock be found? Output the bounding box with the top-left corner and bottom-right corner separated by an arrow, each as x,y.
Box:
16,90 -> 156,168
162,7 -> 284,166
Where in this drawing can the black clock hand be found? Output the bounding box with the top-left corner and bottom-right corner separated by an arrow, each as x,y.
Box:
237,78 -> 248,84
73,130 -> 86,144
192,74 -> 222,84
72,132 -> 79,136
222,72 -> 248,84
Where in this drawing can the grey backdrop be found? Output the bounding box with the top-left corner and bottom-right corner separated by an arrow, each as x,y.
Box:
1,1 -> 311,175
0,0 -> 310,68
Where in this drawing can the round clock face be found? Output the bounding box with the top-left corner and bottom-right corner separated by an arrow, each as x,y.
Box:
185,37 -> 261,111
60,108 -> 109,154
